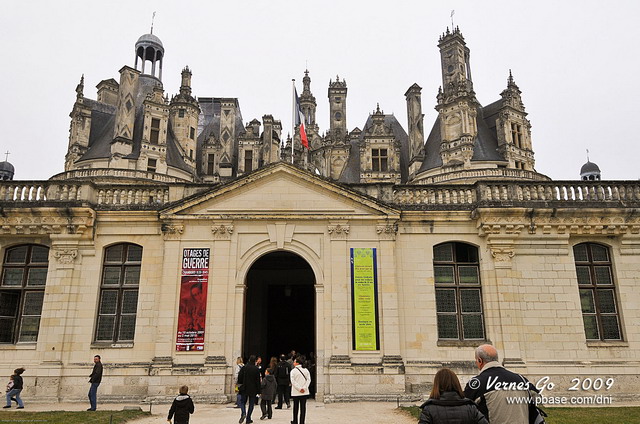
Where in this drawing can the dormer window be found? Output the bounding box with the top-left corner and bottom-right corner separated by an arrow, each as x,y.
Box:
244,150 -> 253,173
207,154 -> 215,175
372,148 -> 388,172
511,123 -> 522,148
147,158 -> 157,172
150,118 -> 160,144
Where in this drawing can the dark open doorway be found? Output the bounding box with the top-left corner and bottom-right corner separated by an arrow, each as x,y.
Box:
243,251 -> 315,367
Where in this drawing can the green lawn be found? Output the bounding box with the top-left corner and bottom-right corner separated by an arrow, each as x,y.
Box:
0,409 -> 150,424
400,405 -> 640,423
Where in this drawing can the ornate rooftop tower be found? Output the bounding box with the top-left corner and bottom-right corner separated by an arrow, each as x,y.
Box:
134,33 -> 164,81
300,70 -> 317,127
328,75 -> 348,139
436,27 -> 479,166
412,27 -> 549,185
170,66 -> 200,170
405,83 -> 425,179
495,71 -> 535,171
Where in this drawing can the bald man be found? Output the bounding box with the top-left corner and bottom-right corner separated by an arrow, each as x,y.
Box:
463,344 -> 535,424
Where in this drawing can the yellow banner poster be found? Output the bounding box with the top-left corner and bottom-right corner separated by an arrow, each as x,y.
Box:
351,248 -> 379,351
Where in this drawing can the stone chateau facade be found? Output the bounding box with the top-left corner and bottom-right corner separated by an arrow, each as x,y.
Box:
0,27 -> 639,403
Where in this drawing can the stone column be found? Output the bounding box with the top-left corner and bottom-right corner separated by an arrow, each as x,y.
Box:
37,233 -> 88,401
148,224 -> 183,396
326,222 -> 351,362
376,222 -> 404,378
207,222 -> 234,401
325,222 -> 352,398
486,233 -> 525,366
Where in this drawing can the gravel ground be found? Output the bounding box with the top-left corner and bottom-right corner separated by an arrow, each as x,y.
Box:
21,400 -> 418,424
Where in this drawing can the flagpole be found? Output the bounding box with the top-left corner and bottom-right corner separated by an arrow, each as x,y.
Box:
291,79 -> 296,164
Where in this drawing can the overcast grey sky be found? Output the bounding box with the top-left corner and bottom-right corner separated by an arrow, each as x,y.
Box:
1,0 -> 638,181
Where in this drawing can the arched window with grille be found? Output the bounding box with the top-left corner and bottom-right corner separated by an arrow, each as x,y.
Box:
573,243 -> 622,341
94,243 -> 142,343
433,242 -> 485,340
0,244 -> 49,343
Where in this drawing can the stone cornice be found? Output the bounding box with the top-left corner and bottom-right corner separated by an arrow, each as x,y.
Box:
0,208 -> 94,236
476,209 -> 640,237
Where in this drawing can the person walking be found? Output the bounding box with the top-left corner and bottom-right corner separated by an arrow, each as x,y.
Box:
464,344 -> 535,424
259,368 -> 277,420
237,355 -> 261,424
3,368 -> 25,409
5,376 -> 14,400
419,368 -> 487,424
274,354 -> 292,409
290,356 -> 311,424
234,357 -> 244,410
167,385 -> 195,424
87,355 -> 103,411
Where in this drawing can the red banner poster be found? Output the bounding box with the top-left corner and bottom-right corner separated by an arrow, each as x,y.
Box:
176,248 -> 210,351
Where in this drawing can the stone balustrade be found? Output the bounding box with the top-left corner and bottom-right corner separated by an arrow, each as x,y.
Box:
1,180 -> 639,209
414,167 -> 549,185
477,181 -> 640,203
394,181 -> 640,206
96,187 -> 170,206
393,186 -> 476,205
50,168 -> 188,183
0,182 -> 84,202
0,181 -> 170,206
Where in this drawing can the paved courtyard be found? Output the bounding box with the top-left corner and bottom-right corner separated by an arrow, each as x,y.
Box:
20,400 -> 418,423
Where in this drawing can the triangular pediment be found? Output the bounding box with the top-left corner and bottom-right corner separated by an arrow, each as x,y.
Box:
161,162 -> 399,219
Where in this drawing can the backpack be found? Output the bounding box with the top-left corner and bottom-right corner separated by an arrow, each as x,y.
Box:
279,361 -> 290,376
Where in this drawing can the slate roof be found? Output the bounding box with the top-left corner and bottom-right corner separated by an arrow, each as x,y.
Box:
0,161 -> 14,173
472,104 -> 504,162
338,114 -> 409,184
417,101 -> 506,173
581,161 -> 601,174
136,33 -> 164,49
76,74 -> 195,173
196,97 -> 246,152
80,100 -> 116,160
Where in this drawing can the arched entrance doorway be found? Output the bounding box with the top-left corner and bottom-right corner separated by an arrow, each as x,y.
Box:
243,251 -> 316,367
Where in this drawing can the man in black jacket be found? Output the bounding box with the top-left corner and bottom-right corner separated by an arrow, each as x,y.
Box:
237,355 -> 261,424
274,354 -> 292,409
87,355 -> 103,411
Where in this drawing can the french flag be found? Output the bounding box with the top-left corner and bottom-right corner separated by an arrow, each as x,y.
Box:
294,88 -> 309,149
